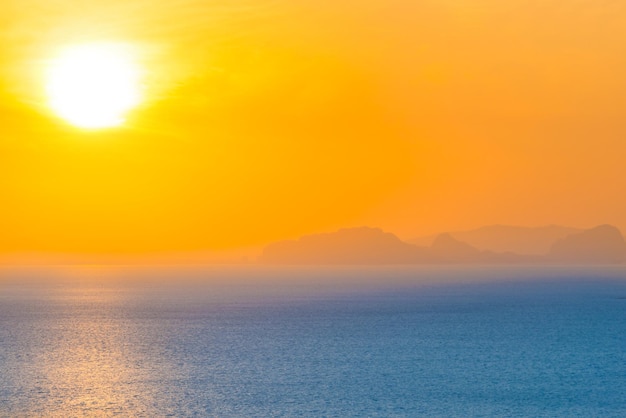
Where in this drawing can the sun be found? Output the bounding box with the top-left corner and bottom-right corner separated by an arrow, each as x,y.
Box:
46,43 -> 142,129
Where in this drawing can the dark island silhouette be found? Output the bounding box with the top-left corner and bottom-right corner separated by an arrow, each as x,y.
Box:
261,224 -> 626,265
429,233 -> 482,263
548,225 -> 626,264
262,227 -> 429,265
410,225 -> 582,255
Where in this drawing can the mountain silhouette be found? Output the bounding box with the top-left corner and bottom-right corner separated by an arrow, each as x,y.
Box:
262,225 -> 626,265
260,227 -> 428,264
411,225 -> 582,255
428,233 -> 542,264
548,225 -> 626,263
430,233 -> 482,262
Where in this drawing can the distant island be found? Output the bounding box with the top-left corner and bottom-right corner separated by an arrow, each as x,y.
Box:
409,225 -> 583,255
261,225 -> 626,265
3,224 -> 624,266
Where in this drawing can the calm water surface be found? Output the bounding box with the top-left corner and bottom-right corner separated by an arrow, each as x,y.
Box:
1,266 -> 625,417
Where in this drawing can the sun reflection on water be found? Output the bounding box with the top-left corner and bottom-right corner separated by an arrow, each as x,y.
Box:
0,280 -> 183,416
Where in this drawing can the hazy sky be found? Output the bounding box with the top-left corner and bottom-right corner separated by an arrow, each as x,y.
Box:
2,0 -> 626,253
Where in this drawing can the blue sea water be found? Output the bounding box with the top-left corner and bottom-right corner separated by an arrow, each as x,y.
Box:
0,266 -> 625,417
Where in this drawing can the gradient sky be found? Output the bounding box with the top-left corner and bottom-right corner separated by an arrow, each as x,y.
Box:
1,0 -> 626,254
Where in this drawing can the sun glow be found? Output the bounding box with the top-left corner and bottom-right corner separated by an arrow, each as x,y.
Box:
46,43 -> 142,129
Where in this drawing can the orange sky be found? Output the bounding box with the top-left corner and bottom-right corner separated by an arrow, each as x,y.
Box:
1,0 -> 626,254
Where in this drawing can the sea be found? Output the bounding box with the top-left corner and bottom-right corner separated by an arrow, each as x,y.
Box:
0,265 -> 625,417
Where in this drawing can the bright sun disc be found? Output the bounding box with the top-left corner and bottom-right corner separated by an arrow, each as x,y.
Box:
46,43 -> 142,129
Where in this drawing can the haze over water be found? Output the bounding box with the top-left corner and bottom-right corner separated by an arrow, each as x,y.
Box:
1,266 -> 625,416
3,0 -> 626,416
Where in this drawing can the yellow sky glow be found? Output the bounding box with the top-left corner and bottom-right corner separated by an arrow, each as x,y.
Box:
1,0 -> 626,256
